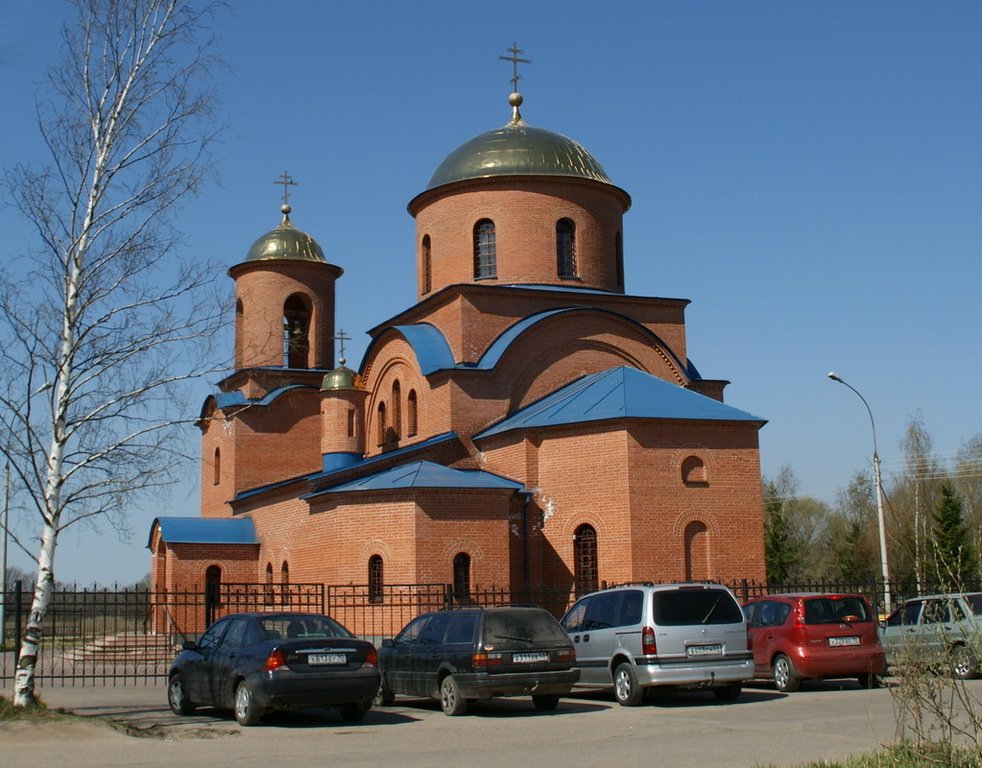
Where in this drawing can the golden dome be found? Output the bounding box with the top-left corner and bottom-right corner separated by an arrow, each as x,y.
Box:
245,205 -> 326,263
321,362 -> 363,391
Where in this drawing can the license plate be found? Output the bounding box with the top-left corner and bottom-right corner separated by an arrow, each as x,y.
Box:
513,652 -> 549,664
687,644 -> 723,657
308,653 -> 347,665
828,636 -> 861,647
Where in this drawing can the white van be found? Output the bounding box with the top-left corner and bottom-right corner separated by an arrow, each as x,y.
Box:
560,582 -> 753,705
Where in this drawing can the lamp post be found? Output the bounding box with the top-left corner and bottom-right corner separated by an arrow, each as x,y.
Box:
828,372 -> 891,612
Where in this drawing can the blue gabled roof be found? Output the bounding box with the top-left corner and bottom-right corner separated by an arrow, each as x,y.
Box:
148,516 -> 258,548
474,366 -> 765,440
308,460 -> 526,497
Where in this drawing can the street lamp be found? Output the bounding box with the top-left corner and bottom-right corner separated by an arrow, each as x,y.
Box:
827,371 -> 891,612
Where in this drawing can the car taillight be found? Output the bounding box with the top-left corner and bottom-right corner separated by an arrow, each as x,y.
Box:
556,648 -> 576,664
472,652 -> 503,669
263,649 -> 286,672
642,626 -> 657,656
365,647 -> 378,667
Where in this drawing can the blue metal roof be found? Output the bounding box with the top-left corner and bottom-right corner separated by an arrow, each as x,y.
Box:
148,516 -> 258,548
309,460 -> 526,497
201,384 -> 318,418
474,366 -> 766,440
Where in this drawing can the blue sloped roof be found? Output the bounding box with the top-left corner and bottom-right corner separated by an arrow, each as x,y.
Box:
201,384 -> 317,418
309,460 -> 526,497
474,366 -> 765,440
148,516 -> 258,548
391,324 -> 455,375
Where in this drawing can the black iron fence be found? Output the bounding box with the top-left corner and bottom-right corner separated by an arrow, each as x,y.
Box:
2,576 -> 976,687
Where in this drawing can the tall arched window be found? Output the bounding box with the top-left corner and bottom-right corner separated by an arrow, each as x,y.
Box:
283,294 -> 311,368
204,565 -> 222,626
453,553 -> 471,602
391,381 -> 402,439
556,218 -> 577,278
573,524 -> 598,597
421,235 -> 432,294
377,402 -> 387,446
407,389 -> 418,436
234,299 -> 244,364
264,563 -> 274,605
213,447 -> 221,485
281,561 -> 290,605
684,521 -> 709,581
368,555 -> 384,604
615,231 -> 624,291
473,219 -> 496,279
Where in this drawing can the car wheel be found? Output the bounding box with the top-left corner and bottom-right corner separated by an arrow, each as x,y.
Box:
439,675 -> 468,716
772,654 -> 800,693
339,701 -> 370,722
613,662 -> 644,706
234,680 -> 264,726
950,645 -> 979,680
857,673 -> 880,689
532,694 -> 560,711
374,679 -> 395,706
167,673 -> 196,715
713,683 -> 742,702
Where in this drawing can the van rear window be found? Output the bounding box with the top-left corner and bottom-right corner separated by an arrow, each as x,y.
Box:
652,589 -> 743,625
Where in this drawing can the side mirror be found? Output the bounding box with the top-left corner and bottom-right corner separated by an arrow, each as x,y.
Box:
182,640 -> 198,651
381,638 -> 394,648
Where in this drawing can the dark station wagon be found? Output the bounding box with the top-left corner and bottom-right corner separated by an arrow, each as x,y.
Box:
376,606 -> 580,715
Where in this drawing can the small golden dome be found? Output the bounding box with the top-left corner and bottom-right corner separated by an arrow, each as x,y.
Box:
245,205 -> 326,263
321,362 -> 363,391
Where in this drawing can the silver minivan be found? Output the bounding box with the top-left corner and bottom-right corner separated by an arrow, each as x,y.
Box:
560,582 -> 753,705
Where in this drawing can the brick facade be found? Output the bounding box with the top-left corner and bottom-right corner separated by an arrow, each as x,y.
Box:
150,99 -> 767,619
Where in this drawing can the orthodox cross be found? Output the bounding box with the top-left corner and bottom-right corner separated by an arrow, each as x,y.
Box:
274,171 -> 298,206
335,328 -> 351,364
499,42 -> 531,91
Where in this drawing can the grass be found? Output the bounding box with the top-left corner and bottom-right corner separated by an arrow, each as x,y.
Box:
0,693 -> 70,722
765,744 -> 982,767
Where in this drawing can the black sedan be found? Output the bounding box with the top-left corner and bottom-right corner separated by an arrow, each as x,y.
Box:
167,612 -> 380,725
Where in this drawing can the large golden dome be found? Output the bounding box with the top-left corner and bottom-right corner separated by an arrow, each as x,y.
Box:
244,205 -> 326,263
424,93 -> 613,191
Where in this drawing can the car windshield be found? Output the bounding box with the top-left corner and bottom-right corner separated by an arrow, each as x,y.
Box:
652,588 -> 743,626
484,610 -> 567,645
803,597 -> 871,624
260,615 -> 353,640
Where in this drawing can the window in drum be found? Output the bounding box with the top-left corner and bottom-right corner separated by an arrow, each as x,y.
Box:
473,219 -> 496,279
556,218 -> 577,277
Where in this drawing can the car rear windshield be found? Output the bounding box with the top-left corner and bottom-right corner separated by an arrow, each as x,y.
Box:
652,588 -> 743,626
803,596 -> 870,624
484,610 -> 568,645
260,615 -> 354,640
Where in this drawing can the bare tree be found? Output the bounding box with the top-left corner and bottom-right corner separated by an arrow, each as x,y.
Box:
0,0 -> 226,706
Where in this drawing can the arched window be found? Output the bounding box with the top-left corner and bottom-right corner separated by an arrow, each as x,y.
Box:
407,390 -> 418,436
368,555 -> 384,604
556,218 -> 577,278
264,563 -> 274,605
283,294 -> 311,368
573,524 -> 598,597
281,561 -> 290,605
234,299 -> 244,364
453,553 -> 471,602
684,521 -> 709,581
615,231 -> 624,291
391,381 -> 402,439
377,402 -> 387,446
204,566 -> 222,626
473,219 -> 496,279
213,447 -> 221,485
421,235 -> 432,294
682,456 -> 708,486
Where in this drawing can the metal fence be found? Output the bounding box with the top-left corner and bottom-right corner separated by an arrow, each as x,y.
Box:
2,576 -> 977,687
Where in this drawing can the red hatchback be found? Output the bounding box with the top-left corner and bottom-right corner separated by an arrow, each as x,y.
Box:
743,593 -> 887,692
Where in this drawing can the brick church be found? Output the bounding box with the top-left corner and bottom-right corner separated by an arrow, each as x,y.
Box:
148,70 -> 768,613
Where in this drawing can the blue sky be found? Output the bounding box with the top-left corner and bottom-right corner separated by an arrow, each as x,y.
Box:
2,1 -> 980,585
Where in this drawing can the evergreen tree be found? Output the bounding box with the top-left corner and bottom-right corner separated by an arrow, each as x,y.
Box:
931,482 -> 977,590
763,479 -> 799,584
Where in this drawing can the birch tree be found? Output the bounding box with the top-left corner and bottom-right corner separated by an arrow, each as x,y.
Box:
0,0 -> 226,706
